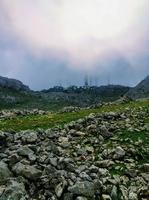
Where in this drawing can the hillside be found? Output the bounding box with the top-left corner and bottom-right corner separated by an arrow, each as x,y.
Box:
0,99 -> 148,199
0,75 -> 130,110
0,86 -> 40,109
41,85 -> 130,108
0,76 -> 148,200
0,76 -> 33,109
126,75 -> 149,99
0,76 -> 30,91
0,75 -> 149,111
0,76 -> 52,110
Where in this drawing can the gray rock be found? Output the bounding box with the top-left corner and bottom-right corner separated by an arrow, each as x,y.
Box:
0,162 -> 12,184
141,163 -> 149,172
124,169 -> 137,178
141,173 -> 149,182
114,146 -> 125,159
95,160 -> 114,168
100,126 -> 113,139
86,124 -> 97,133
17,146 -> 34,157
63,193 -> 73,200
77,148 -> 87,156
72,131 -> 86,137
128,192 -> 138,200
120,185 -> 128,200
111,185 -> 118,200
48,157 -> 58,167
102,194 -> 112,200
12,162 -> 42,180
98,168 -> 109,177
76,197 -> 88,200
0,179 -> 28,200
28,154 -> 36,162
9,154 -> 20,165
79,172 -> 92,181
55,179 -> 67,198
21,132 -> 38,143
68,181 -> 95,197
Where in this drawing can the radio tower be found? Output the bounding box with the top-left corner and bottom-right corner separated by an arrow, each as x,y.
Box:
84,74 -> 89,87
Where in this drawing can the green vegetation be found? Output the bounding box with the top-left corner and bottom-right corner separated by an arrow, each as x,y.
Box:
110,163 -> 126,176
0,99 -> 148,131
108,122 -> 149,176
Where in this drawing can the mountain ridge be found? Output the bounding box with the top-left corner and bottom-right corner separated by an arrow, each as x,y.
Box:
0,76 -> 30,91
126,75 -> 149,99
0,75 -> 148,110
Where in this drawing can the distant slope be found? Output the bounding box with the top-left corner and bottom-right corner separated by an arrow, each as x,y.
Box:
0,76 -> 41,110
0,86 -> 35,109
126,75 -> 149,99
0,76 -> 30,91
42,85 -> 130,107
0,78 -> 130,110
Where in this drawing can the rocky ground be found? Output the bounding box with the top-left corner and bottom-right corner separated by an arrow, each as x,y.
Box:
0,105 -> 149,200
0,109 -> 49,120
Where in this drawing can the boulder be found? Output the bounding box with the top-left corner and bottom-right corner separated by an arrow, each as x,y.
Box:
0,162 -> 12,184
17,146 -> 34,157
114,146 -> 125,159
68,181 -> 95,197
21,132 -> 38,143
12,162 -> 42,180
0,179 -> 28,200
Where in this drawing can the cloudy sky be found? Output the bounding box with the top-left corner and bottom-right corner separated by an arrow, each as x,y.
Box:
0,0 -> 149,90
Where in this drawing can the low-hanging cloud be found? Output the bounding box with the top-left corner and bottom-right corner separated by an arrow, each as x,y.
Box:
1,0 -> 149,63
0,0 -> 149,89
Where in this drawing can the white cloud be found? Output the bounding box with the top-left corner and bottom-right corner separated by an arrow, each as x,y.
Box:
1,0 -> 149,67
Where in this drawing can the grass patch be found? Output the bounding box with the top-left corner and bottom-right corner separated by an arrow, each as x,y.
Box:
118,131 -> 149,145
0,99 -> 148,131
110,163 -> 126,176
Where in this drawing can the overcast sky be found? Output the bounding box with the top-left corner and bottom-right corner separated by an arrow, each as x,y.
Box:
0,0 -> 149,90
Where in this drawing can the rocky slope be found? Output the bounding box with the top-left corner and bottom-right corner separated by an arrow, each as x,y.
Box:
0,105 -> 148,199
0,109 -> 49,120
0,76 -> 30,91
126,75 -> 149,99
